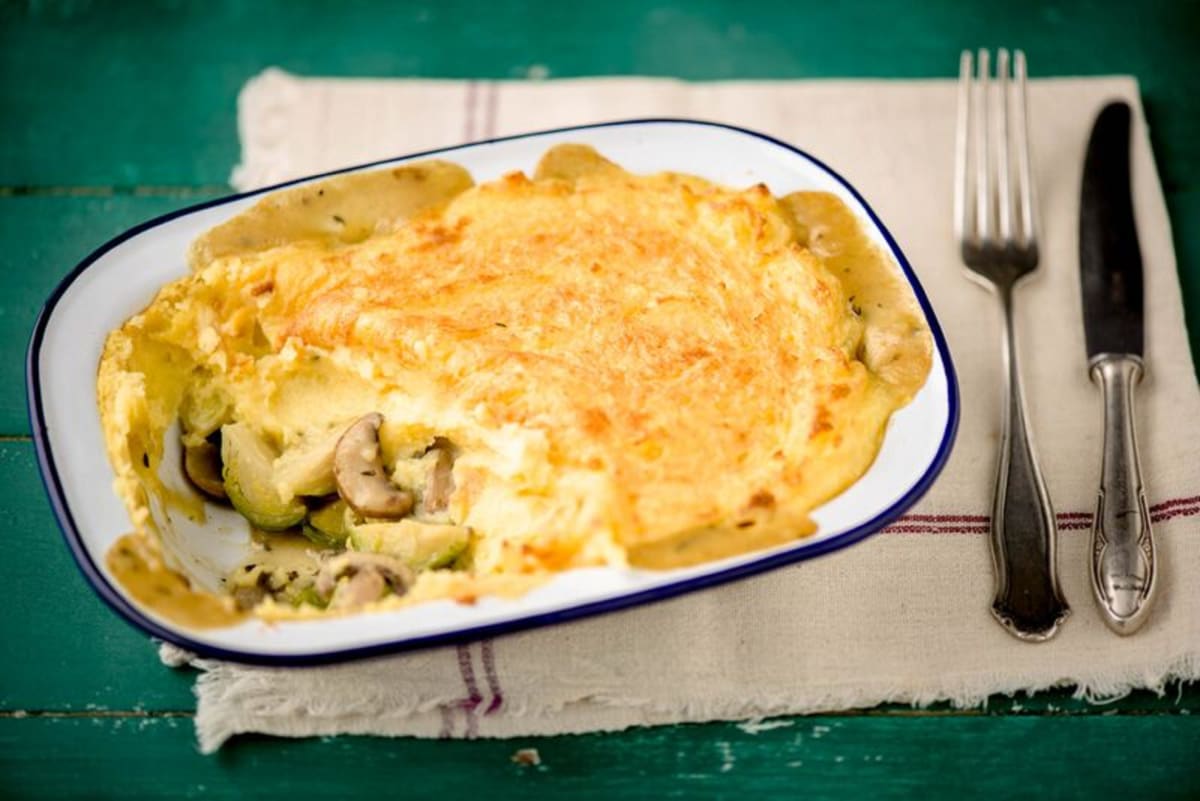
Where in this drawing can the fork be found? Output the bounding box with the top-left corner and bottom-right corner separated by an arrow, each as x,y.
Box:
955,49 -> 1070,641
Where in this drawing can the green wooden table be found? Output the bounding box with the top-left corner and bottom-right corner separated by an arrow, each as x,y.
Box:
3,1 -> 1198,798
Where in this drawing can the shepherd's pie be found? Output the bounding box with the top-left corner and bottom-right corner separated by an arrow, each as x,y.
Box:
96,145 -> 931,625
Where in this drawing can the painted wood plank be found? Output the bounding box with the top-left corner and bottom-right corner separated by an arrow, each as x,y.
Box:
1,0 -> 1197,188
0,441 -> 196,712
2,3 -> 1199,774
2,715 -> 1199,800
2,194 -> 216,435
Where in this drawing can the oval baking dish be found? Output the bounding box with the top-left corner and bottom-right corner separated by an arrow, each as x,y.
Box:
28,119 -> 959,665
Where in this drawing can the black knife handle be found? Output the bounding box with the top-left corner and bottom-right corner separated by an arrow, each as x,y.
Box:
989,288 -> 1070,640
1090,354 -> 1157,634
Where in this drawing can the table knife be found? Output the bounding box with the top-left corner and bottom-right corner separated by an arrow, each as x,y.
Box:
1079,101 -> 1157,634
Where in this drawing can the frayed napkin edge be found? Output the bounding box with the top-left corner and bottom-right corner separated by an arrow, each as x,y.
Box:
161,644 -> 1200,754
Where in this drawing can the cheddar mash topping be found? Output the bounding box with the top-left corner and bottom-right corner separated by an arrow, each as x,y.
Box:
97,145 -> 931,626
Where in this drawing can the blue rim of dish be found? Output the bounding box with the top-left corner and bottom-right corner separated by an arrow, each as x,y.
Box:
27,118 -> 960,666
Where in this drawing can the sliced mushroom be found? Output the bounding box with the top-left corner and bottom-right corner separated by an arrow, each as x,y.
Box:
389,439 -> 458,519
183,440 -> 227,500
230,569 -> 272,611
421,442 -> 455,514
315,551 -> 413,595
315,552 -> 414,610
334,413 -> 414,518
232,584 -> 268,611
328,569 -> 387,610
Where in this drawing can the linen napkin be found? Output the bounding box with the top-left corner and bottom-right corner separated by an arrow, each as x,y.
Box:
169,70 -> 1200,753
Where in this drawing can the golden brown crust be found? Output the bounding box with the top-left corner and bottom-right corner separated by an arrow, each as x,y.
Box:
276,169 -> 863,548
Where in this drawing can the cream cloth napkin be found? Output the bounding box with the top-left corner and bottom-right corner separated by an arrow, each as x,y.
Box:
170,70 -> 1200,753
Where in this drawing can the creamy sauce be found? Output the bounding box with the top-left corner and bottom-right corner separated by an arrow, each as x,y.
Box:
628,518 -> 818,569
782,191 -> 931,395
106,533 -> 245,628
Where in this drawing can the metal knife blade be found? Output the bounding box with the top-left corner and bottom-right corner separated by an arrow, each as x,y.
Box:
1078,100 -> 1157,634
1080,101 -> 1143,359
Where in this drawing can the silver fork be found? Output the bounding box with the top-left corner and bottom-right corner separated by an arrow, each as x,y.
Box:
955,49 -> 1069,641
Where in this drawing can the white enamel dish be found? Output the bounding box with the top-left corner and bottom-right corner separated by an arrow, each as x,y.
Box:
28,120 -> 959,665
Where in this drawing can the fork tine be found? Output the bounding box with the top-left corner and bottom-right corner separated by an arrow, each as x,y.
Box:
954,49 -> 973,244
1012,50 -> 1038,247
974,49 -> 992,246
995,49 -> 1013,245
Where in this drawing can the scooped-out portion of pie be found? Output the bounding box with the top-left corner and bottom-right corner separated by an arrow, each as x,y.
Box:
96,144 -> 932,626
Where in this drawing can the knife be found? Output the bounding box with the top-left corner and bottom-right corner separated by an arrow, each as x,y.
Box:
1079,101 -> 1157,634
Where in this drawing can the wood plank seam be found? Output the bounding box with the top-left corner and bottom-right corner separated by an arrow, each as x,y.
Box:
0,186 -> 229,198
0,710 -> 193,719
1,706 -> 1193,720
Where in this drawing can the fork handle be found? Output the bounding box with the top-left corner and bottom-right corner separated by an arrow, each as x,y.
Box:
1089,355 -> 1156,634
989,289 -> 1070,640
